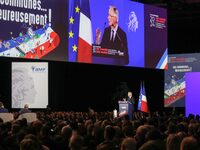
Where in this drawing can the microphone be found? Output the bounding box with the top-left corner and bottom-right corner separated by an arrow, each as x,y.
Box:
104,22 -> 107,28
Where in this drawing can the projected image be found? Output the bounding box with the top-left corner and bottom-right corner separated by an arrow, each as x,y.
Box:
12,68 -> 37,108
91,1 -> 143,66
100,6 -> 128,56
12,62 -> 48,108
0,0 -> 68,60
0,0 -> 167,68
144,4 -> 168,69
68,0 -> 167,69
164,53 -> 200,107
0,24 -> 60,58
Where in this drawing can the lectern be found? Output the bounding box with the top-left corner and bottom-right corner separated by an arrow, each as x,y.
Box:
118,101 -> 133,120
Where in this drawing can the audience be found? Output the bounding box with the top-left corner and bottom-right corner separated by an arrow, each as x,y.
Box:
96,125 -> 117,150
0,110 -> 200,150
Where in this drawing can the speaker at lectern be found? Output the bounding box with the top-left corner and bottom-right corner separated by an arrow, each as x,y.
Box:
118,101 -> 132,120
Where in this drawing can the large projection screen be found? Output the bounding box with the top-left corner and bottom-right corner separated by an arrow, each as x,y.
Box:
68,0 -> 167,69
12,62 -> 48,108
0,0 -> 167,69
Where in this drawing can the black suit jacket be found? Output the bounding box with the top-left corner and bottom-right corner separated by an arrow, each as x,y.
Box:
101,26 -> 129,65
19,108 -> 31,114
127,97 -> 135,105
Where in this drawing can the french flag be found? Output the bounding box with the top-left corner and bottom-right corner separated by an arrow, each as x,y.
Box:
78,0 -> 93,63
138,82 -> 149,113
156,48 -> 168,69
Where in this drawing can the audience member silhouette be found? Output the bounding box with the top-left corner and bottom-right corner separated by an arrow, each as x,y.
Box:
0,101 -> 8,113
19,104 -> 31,114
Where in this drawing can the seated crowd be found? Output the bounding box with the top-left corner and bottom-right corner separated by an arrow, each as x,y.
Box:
0,103 -> 200,150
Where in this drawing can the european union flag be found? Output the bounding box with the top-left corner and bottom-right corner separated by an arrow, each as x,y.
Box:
68,0 -> 81,61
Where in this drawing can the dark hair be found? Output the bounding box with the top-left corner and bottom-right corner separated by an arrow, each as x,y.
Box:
0,102 -> 4,108
20,138 -> 42,150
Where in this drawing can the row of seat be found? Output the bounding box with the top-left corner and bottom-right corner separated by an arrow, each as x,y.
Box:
0,112 -> 37,123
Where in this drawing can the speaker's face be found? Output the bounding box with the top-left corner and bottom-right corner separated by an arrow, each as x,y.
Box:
108,9 -> 117,28
128,92 -> 132,97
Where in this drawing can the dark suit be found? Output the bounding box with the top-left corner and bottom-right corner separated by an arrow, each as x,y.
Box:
127,97 -> 135,105
101,26 -> 129,65
19,108 -> 31,114
127,96 -> 135,111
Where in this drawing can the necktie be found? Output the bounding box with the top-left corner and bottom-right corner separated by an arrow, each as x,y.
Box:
111,30 -> 114,42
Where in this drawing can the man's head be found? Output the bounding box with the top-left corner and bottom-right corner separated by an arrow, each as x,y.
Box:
180,136 -> 199,150
0,102 -> 4,108
121,137 -> 136,150
128,92 -> 132,98
69,134 -> 83,150
108,6 -> 119,28
24,104 -> 29,109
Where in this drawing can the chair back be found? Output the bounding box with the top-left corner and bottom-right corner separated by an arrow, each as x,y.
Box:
18,112 -> 37,123
0,113 -> 14,123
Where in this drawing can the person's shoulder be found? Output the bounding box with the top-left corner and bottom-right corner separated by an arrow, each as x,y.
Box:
19,108 -> 31,114
118,26 -> 126,34
104,27 -> 111,32
19,108 -> 25,112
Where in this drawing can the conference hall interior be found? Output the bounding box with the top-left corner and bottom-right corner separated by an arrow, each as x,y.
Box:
0,0 -> 200,149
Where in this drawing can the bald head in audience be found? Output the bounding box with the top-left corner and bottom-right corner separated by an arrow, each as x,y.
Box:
69,134 -> 83,150
61,125 -> 72,140
121,137 -> 136,150
180,136 -> 199,150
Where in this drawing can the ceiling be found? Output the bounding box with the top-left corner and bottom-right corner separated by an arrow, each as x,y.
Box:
132,0 -> 200,54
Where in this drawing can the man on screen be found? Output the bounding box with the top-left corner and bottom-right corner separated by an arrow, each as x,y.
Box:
101,6 -> 129,65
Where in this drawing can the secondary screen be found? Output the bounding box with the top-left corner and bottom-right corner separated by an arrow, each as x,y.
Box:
164,53 -> 200,107
12,62 -> 48,108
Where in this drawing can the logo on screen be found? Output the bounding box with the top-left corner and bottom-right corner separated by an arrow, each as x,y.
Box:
127,11 -> 138,32
31,66 -> 46,72
150,14 -> 156,27
150,14 -> 166,29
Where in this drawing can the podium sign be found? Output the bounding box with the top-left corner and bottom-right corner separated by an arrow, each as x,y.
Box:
118,101 -> 133,120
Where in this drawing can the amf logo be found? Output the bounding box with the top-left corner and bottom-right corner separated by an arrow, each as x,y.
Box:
31,66 -> 46,73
